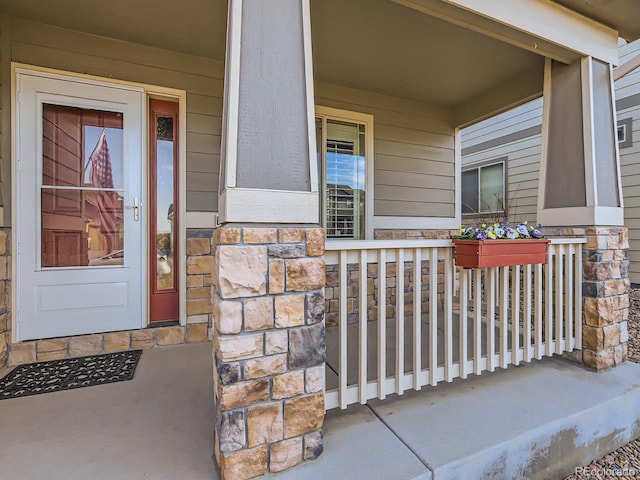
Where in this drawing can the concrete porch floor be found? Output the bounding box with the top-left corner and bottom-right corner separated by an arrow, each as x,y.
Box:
1,343 -> 640,479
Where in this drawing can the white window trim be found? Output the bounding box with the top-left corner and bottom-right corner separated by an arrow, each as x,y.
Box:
11,63 -> 189,330
461,158 -> 507,216
315,105 -> 374,240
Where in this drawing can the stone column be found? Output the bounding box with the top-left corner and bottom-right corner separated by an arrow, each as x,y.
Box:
211,226 -> 325,480
582,227 -> 630,370
538,56 -> 629,370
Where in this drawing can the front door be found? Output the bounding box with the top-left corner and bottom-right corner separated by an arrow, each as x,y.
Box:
15,69 -> 145,341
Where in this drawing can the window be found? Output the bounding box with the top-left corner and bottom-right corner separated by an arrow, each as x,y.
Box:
462,160 -> 506,215
618,118 -> 633,148
315,109 -> 371,239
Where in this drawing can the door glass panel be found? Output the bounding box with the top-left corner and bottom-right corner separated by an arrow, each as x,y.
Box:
41,104 -> 124,267
155,116 -> 175,290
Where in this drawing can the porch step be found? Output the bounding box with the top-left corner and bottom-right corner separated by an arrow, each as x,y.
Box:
266,357 -> 640,480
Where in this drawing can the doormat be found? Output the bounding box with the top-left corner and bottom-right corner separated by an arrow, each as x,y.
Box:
0,350 -> 142,400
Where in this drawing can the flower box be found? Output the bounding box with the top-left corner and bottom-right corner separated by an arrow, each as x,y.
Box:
452,238 -> 550,269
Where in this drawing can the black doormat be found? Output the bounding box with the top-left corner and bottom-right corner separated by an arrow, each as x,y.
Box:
0,350 -> 142,400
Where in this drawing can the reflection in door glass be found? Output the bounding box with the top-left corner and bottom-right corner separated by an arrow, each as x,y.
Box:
41,104 -> 124,268
156,116 -> 175,290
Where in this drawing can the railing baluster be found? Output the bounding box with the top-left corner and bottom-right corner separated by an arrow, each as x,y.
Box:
535,263 -> 543,360
473,267 -> 482,375
565,244 -> 574,351
459,268 -> 469,379
396,248 -> 405,395
575,244 -> 583,349
339,250 -> 348,410
500,266 -> 509,369
359,249 -> 368,404
523,264 -> 532,363
429,248 -> 439,386
444,250 -> 454,383
555,245 -> 564,354
487,267 -> 496,372
413,248 -> 422,391
377,249 -> 387,400
546,246 -> 554,356
511,265 -> 521,365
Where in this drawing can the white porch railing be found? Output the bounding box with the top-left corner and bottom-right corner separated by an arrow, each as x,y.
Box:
324,238 -> 585,411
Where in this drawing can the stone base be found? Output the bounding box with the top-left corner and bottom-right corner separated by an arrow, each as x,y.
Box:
211,226 -> 326,480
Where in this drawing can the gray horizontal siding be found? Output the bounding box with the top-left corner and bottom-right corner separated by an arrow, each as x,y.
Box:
316,82 -> 456,219
6,17 -> 223,214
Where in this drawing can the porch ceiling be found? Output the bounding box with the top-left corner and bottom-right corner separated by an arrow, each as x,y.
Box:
553,0 -> 640,42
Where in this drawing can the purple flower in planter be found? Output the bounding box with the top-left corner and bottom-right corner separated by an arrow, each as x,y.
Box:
531,229 -> 542,238
506,228 -> 517,239
476,230 -> 488,240
495,226 -> 506,238
516,224 -> 530,237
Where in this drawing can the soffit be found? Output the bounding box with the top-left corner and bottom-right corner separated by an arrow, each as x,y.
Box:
553,0 -> 640,41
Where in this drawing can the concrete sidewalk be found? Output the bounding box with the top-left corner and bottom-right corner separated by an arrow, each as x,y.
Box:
1,343 -> 639,480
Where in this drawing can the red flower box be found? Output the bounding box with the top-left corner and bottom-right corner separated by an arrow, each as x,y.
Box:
452,238 -> 550,269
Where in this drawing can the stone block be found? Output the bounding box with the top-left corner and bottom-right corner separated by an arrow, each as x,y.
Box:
289,323 -> 325,369
247,402 -> 283,446
215,246 -> 268,298
305,365 -> 325,393
244,297 -> 274,331
275,295 -> 305,328
279,228 -> 305,243
219,410 -> 246,453
219,379 -> 270,410
186,275 -> 204,288
614,343 -> 628,365
603,279 -> 628,296
36,338 -> 68,353
187,324 -> 208,343
217,360 -> 241,385
69,335 -> 103,356
603,323 -> 621,348
265,330 -> 288,355
244,228 -> 277,244
273,371 -> 305,399
270,437 -> 303,473
284,393 -> 324,438
584,297 -> 615,327
0,232 -> 6,255
268,244 -> 306,259
583,347 -> 615,371
187,298 -> 214,315
38,350 -> 69,361
582,325 -> 604,351
187,286 -> 211,299
187,238 -> 211,256
103,332 -> 131,352
9,342 -> 36,365
217,333 -> 263,362
187,314 -> 209,325
620,321 -> 629,343
269,259 -> 285,294
304,430 -> 324,461
187,256 -> 213,275
214,296 -> 243,335
157,326 -> 185,345
131,329 -> 156,349
286,258 -> 326,292
219,445 -> 267,480
306,228 -> 325,256
243,354 -> 287,380
306,292 -> 324,325
583,262 -> 613,281
216,227 -> 242,245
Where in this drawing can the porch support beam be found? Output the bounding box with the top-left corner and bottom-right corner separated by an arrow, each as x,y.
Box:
213,1 -> 326,479
538,55 -> 628,371
392,0 -> 619,65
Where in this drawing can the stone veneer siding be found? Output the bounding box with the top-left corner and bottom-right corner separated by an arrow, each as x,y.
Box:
546,227 -> 629,371
1,228 -> 214,368
211,225 -> 326,480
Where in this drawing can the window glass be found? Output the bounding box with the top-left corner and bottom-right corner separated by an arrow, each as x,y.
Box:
479,163 -> 504,213
461,170 -> 479,214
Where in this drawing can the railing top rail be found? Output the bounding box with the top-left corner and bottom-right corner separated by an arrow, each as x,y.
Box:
326,237 -> 586,251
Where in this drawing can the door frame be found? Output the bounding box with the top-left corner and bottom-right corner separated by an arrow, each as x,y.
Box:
11,64 -> 188,341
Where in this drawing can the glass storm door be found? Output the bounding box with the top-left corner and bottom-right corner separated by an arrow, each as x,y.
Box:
149,99 -> 179,322
15,70 -> 144,341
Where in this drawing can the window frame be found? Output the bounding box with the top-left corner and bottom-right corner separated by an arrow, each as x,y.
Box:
461,157 -> 507,217
315,106 -> 374,240
618,117 -> 633,148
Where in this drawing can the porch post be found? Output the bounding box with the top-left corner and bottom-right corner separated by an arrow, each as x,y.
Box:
538,57 -> 629,371
211,1 -> 325,479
